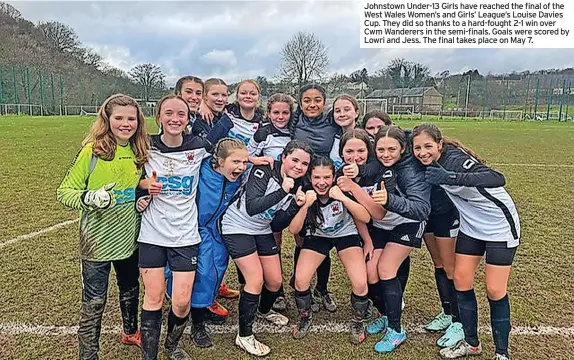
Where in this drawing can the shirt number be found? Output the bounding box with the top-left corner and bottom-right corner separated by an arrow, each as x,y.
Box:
462,158 -> 477,170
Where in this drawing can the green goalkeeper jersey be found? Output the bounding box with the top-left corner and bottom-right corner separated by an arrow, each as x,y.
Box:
57,143 -> 143,261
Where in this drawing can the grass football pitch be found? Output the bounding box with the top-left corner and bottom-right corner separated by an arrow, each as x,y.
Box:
1,116 -> 573,359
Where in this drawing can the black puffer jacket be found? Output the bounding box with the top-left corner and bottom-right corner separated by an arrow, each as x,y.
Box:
289,107 -> 340,156
361,153 -> 431,222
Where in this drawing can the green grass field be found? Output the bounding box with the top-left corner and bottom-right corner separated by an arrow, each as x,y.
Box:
1,116 -> 573,359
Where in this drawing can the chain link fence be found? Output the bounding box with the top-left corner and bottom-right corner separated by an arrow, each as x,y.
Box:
1,65 -> 572,121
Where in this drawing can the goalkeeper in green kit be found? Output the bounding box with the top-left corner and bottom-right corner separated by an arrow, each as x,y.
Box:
57,94 -> 150,360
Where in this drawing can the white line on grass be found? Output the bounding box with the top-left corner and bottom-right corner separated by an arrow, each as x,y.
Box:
1,322 -> 573,337
0,219 -> 78,249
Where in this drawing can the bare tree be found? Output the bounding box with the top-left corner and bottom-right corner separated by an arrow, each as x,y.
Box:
129,63 -> 166,101
279,31 -> 329,89
349,68 -> 369,97
103,65 -> 129,79
38,21 -> 81,54
329,73 -> 349,94
385,58 -> 433,88
74,47 -> 104,69
0,2 -> 22,19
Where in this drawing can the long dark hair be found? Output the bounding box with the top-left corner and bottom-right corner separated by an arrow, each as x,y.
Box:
339,128 -> 373,160
374,125 -> 407,150
412,122 -> 486,164
281,139 -> 314,161
306,156 -> 335,235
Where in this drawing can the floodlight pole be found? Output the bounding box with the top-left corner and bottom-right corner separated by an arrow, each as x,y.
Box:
559,78 -> 566,121
464,75 -> 471,118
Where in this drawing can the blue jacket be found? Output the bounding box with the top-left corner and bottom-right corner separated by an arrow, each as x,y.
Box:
165,157 -> 242,307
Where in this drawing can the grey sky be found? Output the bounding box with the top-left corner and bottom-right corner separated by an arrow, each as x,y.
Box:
9,1 -> 574,85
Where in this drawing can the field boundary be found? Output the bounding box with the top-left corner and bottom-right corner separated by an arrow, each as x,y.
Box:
1,322 -> 573,337
0,219 -> 78,249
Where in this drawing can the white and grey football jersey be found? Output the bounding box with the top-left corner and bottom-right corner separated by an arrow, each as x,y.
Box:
226,104 -> 263,145
247,122 -> 291,160
307,198 -> 358,238
138,135 -> 210,247
437,145 -> 521,246
221,162 -> 298,235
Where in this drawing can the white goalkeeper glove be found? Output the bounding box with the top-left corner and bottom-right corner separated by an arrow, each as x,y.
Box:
82,183 -> 116,209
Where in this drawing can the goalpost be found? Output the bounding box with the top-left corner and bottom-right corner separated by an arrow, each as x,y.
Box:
326,98 -> 388,115
358,98 -> 388,114
0,104 -> 44,116
80,109 -> 98,116
391,104 -> 415,114
489,110 -> 523,120
65,105 -> 99,116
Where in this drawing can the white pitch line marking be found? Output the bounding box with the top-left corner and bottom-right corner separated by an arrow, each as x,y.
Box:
1,322 -> 573,337
0,219 -> 78,249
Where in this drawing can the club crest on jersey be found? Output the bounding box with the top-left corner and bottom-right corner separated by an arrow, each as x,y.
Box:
184,151 -> 200,165
252,124 -> 259,131
331,202 -> 342,216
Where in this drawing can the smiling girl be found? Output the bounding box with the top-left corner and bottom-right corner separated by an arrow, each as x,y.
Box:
289,84 -> 341,313
329,94 -> 361,171
362,110 -> 392,140
220,140 -> 313,356
136,94 -> 230,360
247,93 -> 296,310
165,138 -> 250,349
289,156 -> 372,344
191,78 -> 230,139
364,125 -> 431,354
411,123 -> 520,360
226,79 -> 265,145
174,76 -> 204,127
57,94 -> 150,359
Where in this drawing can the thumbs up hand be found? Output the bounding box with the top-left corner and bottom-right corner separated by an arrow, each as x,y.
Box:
342,158 -> 359,178
83,183 -> 116,209
371,180 -> 388,206
140,171 -> 162,195
304,190 -> 317,208
147,171 -> 163,196
336,175 -> 356,193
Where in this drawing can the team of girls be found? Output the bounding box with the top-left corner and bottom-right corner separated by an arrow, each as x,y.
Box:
58,80 -> 519,360
174,76 -> 241,322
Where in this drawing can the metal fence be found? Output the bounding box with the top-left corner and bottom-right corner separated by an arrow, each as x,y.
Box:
1,65 -> 572,121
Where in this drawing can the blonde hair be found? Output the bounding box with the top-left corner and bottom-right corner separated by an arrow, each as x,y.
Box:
211,138 -> 247,168
82,94 -> 149,168
235,79 -> 261,105
155,94 -> 191,135
204,78 -> 228,97
266,93 -> 295,117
